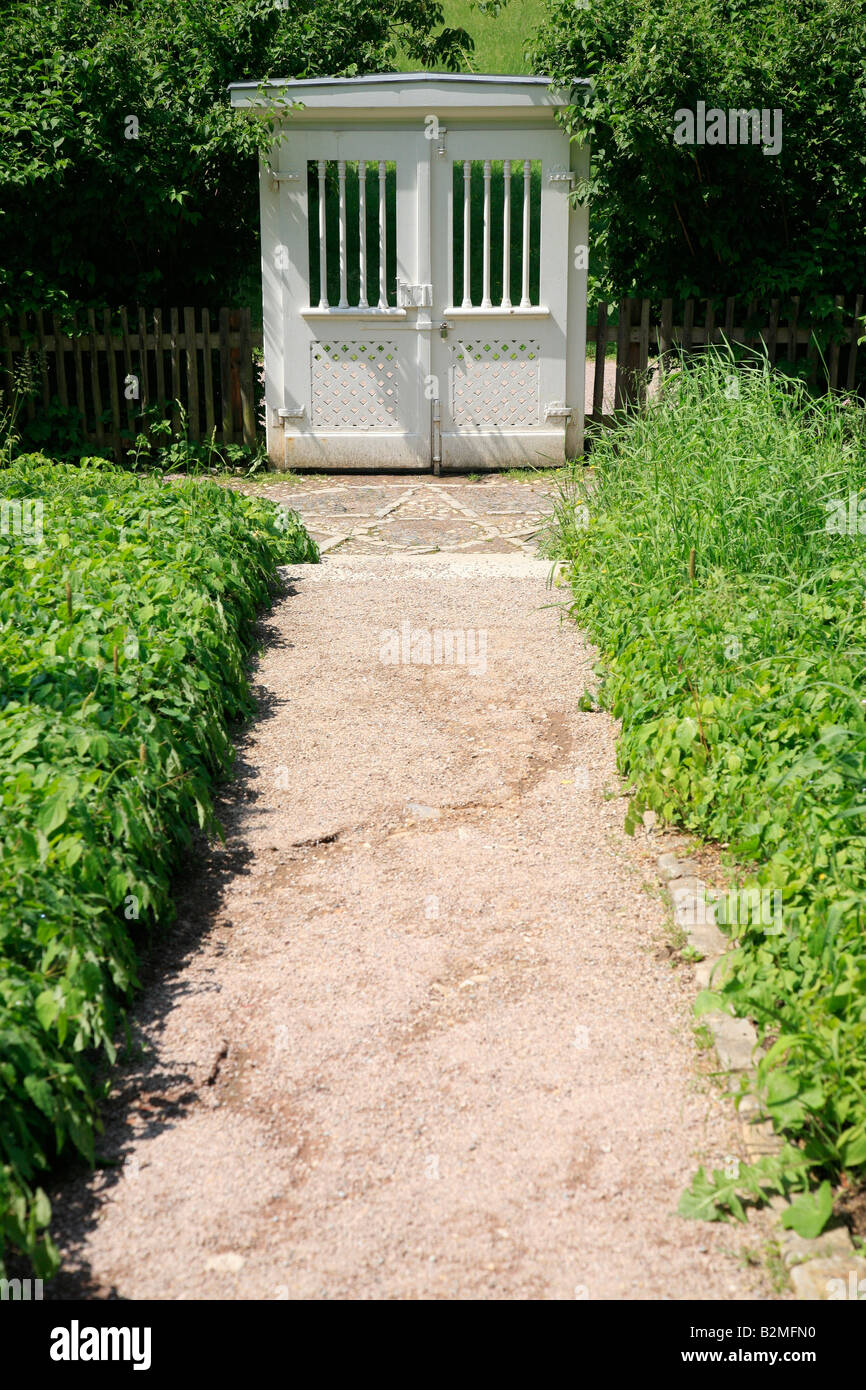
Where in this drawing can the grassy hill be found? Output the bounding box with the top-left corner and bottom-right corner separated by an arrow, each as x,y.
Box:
405,0 -> 548,75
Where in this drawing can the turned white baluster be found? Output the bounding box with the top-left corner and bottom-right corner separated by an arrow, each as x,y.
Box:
317,159 -> 329,309
481,159 -> 492,308
462,160 -> 472,308
501,159 -> 512,309
378,160 -> 388,309
358,160 -> 368,308
520,158 -> 532,308
337,160 -> 348,308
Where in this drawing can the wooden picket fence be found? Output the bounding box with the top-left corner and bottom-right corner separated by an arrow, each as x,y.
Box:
0,307 -> 262,458
589,293 -> 866,419
3,294 -> 865,457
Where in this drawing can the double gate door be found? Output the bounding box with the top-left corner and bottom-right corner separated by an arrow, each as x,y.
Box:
269,122 -> 585,470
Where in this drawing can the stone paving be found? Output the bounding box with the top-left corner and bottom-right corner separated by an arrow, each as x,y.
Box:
232,474 -> 558,556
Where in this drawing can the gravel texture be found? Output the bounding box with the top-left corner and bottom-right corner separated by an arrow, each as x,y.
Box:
44,548 -> 775,1301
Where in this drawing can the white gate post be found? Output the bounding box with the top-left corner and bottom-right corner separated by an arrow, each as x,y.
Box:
565,139 -> 591,459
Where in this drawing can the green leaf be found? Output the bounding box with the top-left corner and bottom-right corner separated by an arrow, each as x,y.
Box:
838,1128 -> 866,1168
24,1074 -> 56,1118
675,717 -> 698,749
780,1182 -> 834,1240
678,1165 -> 747,1223
694,990 -> 725,1018
34,990 -> 58,1031
8,732 -> 40,761
36,791 -> 69,836
32,1188 -> 52,1227
764,1069 -> 825,1129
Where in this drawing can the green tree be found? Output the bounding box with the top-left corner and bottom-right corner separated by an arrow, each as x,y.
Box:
532,0 -> 866,302
0,0 -> 471,313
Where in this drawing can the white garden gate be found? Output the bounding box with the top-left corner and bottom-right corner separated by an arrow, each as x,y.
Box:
229,73 -> 589,471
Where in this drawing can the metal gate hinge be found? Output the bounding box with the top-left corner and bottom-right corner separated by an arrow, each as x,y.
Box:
545,401 -> 577,421
277,405 -> 305,423
268,168 -> 301,189
548,167 -> 576,188
397,280 -> 433,309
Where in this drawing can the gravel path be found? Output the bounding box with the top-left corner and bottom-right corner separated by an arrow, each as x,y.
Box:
45,541 -> 774,1300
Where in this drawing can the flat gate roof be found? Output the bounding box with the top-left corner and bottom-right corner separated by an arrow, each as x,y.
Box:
228,71 -> 587,117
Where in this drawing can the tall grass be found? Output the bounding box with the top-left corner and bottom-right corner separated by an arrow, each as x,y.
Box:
552,355 -> 866,1225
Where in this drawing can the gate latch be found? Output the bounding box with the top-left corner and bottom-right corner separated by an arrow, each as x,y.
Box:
397,280 -> 433,309
545,401 -> 577,422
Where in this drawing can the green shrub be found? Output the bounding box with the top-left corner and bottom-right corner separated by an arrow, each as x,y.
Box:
0,0 -> 470,313
532,0 -> 866,304
552,358 -> 866,1226
0,456 -> 317,1274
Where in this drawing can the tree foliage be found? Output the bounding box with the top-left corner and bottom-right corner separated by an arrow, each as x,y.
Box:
0,0 -> 470,314
532,0 -> 866,301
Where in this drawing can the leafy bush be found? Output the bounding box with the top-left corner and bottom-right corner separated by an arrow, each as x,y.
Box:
551,359 -> 866,1225
0,0 -> 471,313
532,0 -> 866,304
125,404 -> 272,476
0,456 -> 317,1274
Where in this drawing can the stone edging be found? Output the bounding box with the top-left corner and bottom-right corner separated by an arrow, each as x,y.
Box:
656,847 -> 866,1301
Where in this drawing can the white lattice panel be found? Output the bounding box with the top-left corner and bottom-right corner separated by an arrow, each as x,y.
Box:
311,341 -> 399,429
450,340 -> 540,428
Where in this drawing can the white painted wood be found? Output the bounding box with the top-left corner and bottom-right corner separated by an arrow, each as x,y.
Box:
461,161 -> 472,309
565,137 -> 591,460
337,159 -> 348,308
520,158 -> 532,309
377,160 -> 388,310
429,127 -> 577,470
230,74 -> 589,470
481,159 -> 492,309
502,159 -> 512,310
358,160 -> 368,308
316,159 -> 328,309
230,72 -> 579,114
